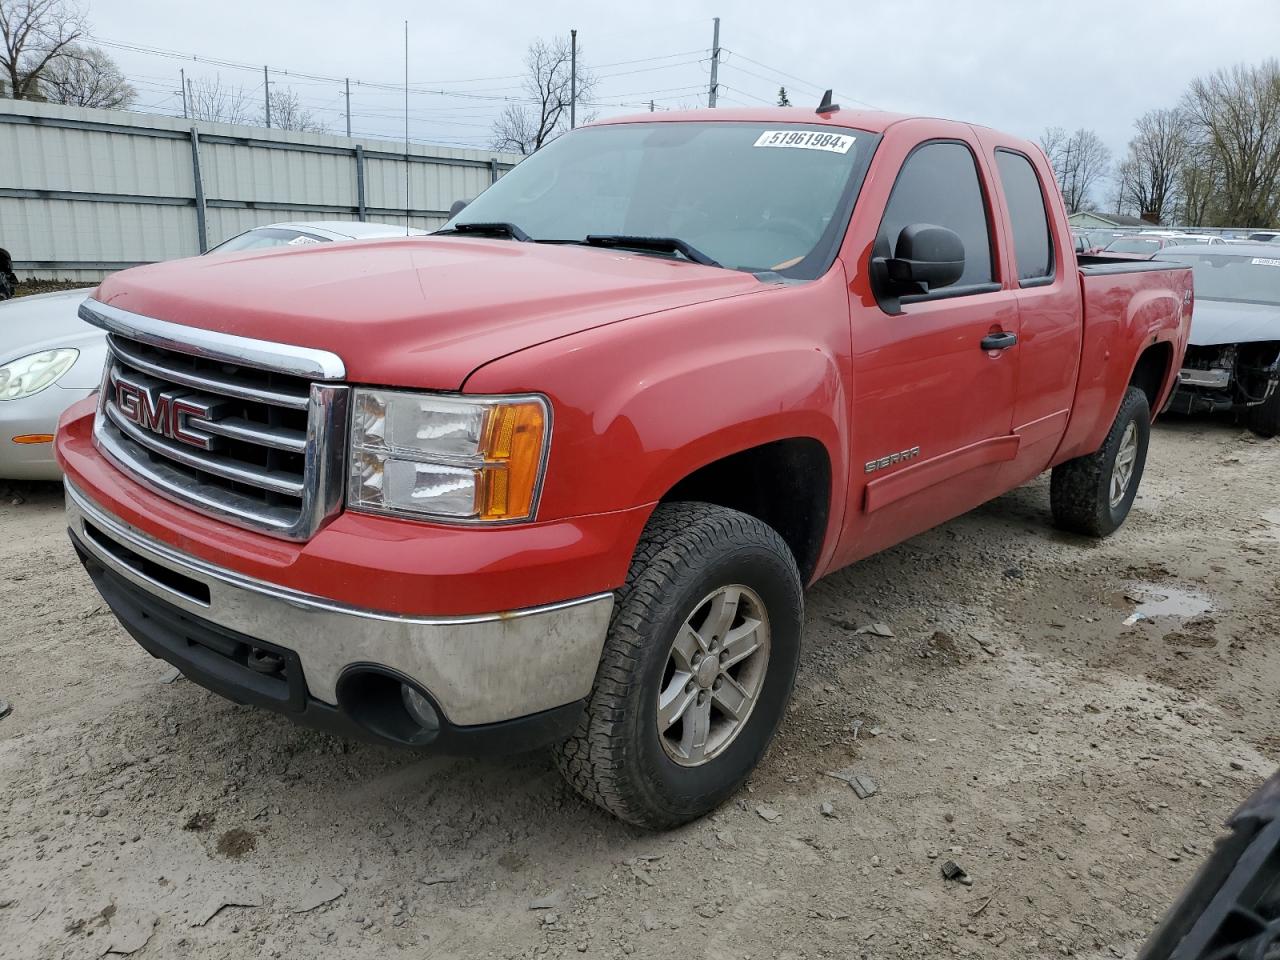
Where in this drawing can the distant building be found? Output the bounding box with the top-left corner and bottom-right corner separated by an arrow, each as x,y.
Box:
1068,211 -> 1152,229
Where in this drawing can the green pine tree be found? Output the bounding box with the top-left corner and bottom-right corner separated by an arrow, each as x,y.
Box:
777,87 -> 791,107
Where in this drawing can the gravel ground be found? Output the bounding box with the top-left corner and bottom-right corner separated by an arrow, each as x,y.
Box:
0,416 -> 1276,960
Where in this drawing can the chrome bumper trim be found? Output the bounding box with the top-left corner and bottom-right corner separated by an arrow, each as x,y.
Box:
66,481 -> 614,725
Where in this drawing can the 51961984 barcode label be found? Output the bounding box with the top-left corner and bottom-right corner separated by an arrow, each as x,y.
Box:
752,130 -> 856,154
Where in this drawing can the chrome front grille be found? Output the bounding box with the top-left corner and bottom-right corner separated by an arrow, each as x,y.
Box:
80,301 -> 348,541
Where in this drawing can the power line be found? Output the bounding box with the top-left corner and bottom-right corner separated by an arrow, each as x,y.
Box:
91,35 -> 708,94
720,48 -> 882,110
84,30 -> 749,148
720,85 -> 774,106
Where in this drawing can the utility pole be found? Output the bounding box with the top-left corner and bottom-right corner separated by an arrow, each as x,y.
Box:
344,78 -> 351,138
186,77 -> 195,119
263,65 -> 271,128
180,68 -> 188,118
570,29 -> 577,129
649,99 -> 655,112
708,17 -> 721,108
404,20 -> 410,233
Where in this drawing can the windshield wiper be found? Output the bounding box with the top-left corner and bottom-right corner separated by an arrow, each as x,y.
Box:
435,222 -> 532,242
583,235 -> 722,268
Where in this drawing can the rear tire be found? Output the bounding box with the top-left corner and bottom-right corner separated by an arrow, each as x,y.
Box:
554,502 -> 803,829
1050,386 -> 1151,537
1245,385 -> 1280,438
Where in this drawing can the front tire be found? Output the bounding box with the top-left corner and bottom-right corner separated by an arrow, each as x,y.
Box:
1245,384 -> 1280,438
554,502 -> 803,829
1050,386 -> 1151,537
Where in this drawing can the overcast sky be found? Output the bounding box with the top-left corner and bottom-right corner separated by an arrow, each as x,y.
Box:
91,0 -> 1280,196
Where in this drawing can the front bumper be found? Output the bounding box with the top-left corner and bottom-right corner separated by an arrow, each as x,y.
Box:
1177,367 -> 1232,390
1169,367 -> 1236,415
66,481 -> 614,741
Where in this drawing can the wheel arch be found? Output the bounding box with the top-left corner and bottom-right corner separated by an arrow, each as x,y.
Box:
1129,340 -> 1175,416
657,436 -> 833,584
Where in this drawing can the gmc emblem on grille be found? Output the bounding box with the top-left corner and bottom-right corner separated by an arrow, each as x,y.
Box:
110,368 -> 221,450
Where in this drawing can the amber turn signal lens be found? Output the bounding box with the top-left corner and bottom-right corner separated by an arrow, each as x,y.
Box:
478,401 -> 547,520
12,434 -> 54,444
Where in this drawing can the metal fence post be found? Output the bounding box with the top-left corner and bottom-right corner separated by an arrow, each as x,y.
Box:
489,157 -> 499,184
189,126 -> 208,253
355,144 -> 367,221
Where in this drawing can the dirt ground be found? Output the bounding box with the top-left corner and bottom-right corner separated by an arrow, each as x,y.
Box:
1,416 -> 1276,960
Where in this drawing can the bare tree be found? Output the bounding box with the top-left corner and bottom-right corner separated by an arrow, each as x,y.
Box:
491,36 -> 596,154
0,0 -> 86,100
1177,144 -> 1222,225
187,75 -> 253,125
1181,59 -> 1280,226
40,42 -> 134,108
1038,126 -> 1067,170
1039,126 -> 1112,213
262,86 -> 325,133
1116,108 -> 1188,224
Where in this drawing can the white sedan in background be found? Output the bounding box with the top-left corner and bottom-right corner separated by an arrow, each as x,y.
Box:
0,221 -> 425,480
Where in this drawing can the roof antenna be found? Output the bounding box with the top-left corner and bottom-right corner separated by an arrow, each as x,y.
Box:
816,89 -> 840,115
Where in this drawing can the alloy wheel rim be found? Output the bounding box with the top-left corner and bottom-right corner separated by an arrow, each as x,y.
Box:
1110,422 -> 1139,508
657,584 -> 771,767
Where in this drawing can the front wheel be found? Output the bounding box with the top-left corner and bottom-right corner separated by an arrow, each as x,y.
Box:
1050,386 -> 1151,537
1245,384 -> 1280,438
554,502 -> 803,829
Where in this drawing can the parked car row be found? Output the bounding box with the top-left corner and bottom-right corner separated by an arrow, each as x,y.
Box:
0,221 -> 424,479
1064,232 -> 1280,433
1163,243 -> 1280,435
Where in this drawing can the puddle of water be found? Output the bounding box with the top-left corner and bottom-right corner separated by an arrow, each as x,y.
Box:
1126,581 -> 1213,619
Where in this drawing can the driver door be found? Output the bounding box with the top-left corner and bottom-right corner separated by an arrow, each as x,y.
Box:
837,135 -> 1021,564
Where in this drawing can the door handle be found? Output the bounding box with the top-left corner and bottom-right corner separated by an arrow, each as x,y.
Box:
981,331 -> 1018,351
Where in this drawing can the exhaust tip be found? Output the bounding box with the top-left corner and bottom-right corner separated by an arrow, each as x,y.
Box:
335,668 -> 441,747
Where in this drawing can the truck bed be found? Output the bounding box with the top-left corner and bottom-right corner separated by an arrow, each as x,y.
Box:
1052,258 -> 1194,465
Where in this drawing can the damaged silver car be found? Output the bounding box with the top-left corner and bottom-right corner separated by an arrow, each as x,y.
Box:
1161,244 -> 1280,437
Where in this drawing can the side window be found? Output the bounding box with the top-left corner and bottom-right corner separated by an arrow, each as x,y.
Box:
995,150 -> 1054,281
878,141 -> 993,288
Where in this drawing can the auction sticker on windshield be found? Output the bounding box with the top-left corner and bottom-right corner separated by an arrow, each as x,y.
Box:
1251,257 -> 1280,267
753,130 -> 855,153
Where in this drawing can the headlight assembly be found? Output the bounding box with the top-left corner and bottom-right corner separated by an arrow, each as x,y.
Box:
0,348 -> 80,401
347,389 -> 550,523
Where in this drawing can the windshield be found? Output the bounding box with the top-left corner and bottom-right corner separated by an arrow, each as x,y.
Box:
208,227 -> 328,254
448,121 -> 878,278
1161,252 -> 1280,305
1105,237 -> 1164,254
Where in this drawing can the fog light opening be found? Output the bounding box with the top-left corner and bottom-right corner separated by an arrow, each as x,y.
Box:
335,668 -> 441,747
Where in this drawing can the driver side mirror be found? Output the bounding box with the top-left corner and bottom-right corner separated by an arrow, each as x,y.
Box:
448,198 -> 470,219
872,223 -> 966,313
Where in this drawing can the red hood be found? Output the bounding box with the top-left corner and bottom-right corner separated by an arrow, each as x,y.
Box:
92,237 -> 769,389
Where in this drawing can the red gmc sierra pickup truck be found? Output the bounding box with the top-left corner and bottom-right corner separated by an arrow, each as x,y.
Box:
56,105 -> 1192,828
